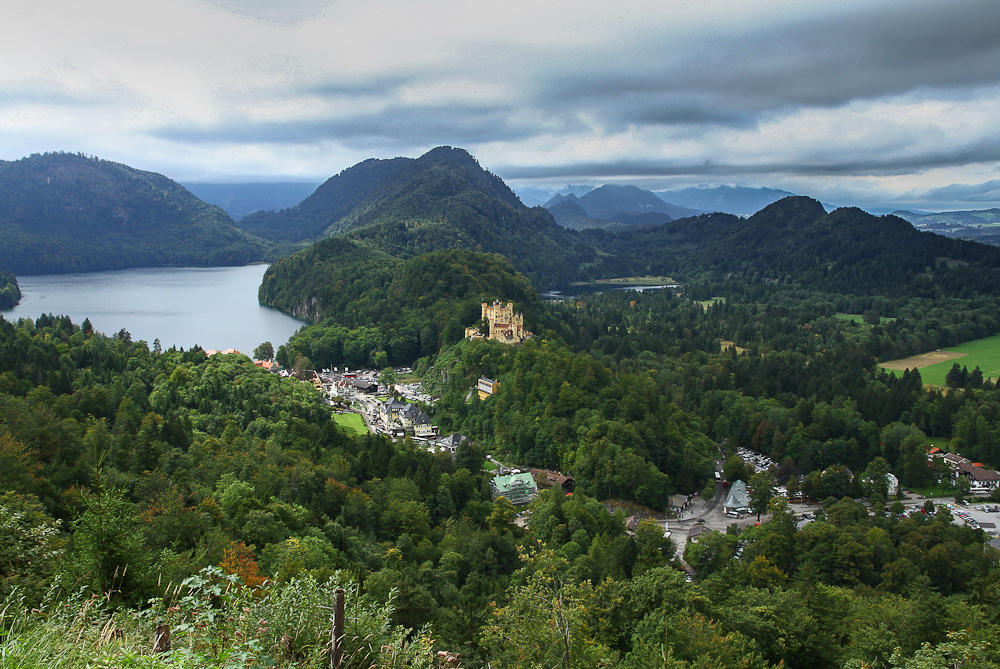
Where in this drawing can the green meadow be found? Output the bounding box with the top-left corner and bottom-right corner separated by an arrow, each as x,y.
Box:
882,333 -> 1000,386
835,312 -> 897,324
333,411 -> 369,434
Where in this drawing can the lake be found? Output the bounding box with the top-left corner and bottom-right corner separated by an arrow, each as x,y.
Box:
1,265 -> 306,355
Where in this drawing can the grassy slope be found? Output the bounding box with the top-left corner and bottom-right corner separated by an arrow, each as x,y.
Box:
882,333 -> 1000,384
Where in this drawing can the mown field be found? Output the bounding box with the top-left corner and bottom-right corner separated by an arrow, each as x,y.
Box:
333,411 -> 368,434
881,333 -> 1000,385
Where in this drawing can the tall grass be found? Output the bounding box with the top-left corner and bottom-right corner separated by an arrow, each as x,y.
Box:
1,568 -> 436,668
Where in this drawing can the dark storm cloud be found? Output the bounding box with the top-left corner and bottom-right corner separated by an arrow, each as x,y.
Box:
153,102 -> 543,147
499,136 -> 1000,181
538,0 -> 1000,127
919,180 -> 1000,204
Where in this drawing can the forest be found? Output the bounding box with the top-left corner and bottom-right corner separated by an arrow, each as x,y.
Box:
6,267 -> 1000,666
0,270 -> 19,309
0,153 -> 272,275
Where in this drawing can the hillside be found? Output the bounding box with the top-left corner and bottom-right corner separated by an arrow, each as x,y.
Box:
0,152 -> 272,274
261,241 -> 538,367
239,147 -> 596,288
587,196 -> 1000,297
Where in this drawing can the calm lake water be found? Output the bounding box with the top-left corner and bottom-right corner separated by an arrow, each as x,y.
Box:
1,265 -> 306,354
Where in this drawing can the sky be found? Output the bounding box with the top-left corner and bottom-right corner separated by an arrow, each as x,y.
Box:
4,0 -> 1000,211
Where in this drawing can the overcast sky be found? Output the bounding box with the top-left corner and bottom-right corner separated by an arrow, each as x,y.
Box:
4,0 -> 1000,209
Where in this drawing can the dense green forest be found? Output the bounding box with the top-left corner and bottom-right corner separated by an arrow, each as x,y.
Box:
260,243 -> 537,368
0,153 -> 273,274
582,196 -> 1000,298
6,287 -> 1000,667
0,270 -> 19,309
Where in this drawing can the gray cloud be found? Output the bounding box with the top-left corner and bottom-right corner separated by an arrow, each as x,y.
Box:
154,103 -> 542,147
537,0 -> 1000,127
497,136 -> 1000,181
918,180 -> 1000,204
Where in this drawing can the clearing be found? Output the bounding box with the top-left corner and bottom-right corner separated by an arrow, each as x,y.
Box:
570,275 -> 677,286
333,412 -> 369,435
881,333 -> 1000,385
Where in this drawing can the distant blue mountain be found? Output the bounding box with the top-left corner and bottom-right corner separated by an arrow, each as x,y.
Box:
182,181 -> 321,220
654,185 -> 795,216
544,184 -> 700,229
514,184 -> 594,207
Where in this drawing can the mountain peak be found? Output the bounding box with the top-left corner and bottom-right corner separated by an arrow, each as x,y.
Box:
750,195 -> 827,226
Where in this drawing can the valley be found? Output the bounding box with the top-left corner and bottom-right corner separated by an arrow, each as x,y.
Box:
5,146 -> 1000,669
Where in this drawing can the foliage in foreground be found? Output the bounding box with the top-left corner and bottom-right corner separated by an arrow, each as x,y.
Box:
2,569 -> 434,669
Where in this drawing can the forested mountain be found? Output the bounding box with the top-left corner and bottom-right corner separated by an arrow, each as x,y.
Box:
238,146 -> 596,287
181,181 -> 321,220
0,152 -> 273,274
587,196 -> 1000,298
260,241 -> 537,367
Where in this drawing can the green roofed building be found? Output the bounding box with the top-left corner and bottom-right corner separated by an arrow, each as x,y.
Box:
490,472 -> 538,505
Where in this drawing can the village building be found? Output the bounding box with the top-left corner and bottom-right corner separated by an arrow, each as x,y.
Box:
379,396 -> 408,424
465,300 -> 530,344
956,461 -> 1000,491
490,472 -> 538,505
413,413 -> 438,438
723,479 -> 750,516
478,377 -> 498,400
530,468 -> 575,494
437,433 -> 468,454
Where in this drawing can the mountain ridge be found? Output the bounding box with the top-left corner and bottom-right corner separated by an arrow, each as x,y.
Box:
0,152 -> 272,274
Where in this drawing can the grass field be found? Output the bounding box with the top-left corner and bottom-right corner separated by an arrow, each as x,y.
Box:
697,297 -> 726,309
880,333 -> 1000,385
834,312 -> 896,324
570,275 -> 677,286
333,412 -> 368,435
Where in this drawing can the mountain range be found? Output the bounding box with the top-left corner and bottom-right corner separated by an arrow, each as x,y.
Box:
6,147 -> 1000,306
544,184 -> 701,230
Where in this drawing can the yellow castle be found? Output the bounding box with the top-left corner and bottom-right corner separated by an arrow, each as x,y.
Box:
465,300 -> 529,344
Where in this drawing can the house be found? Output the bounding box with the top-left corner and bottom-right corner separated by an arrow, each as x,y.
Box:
942,453 -> 971,470
669,494 -> 693,512
886,472 -> 899,496
412,411 -> 438,438
490,472 -> 538,505
956,462 -> 1000,491
478,377 -> 498,400
399,403 -> 422,428
530,468 -> 575,493
350,378 -> 378,394
723,479 -> 750,516
379,397 -> 409,424
437,433 -> 468,454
